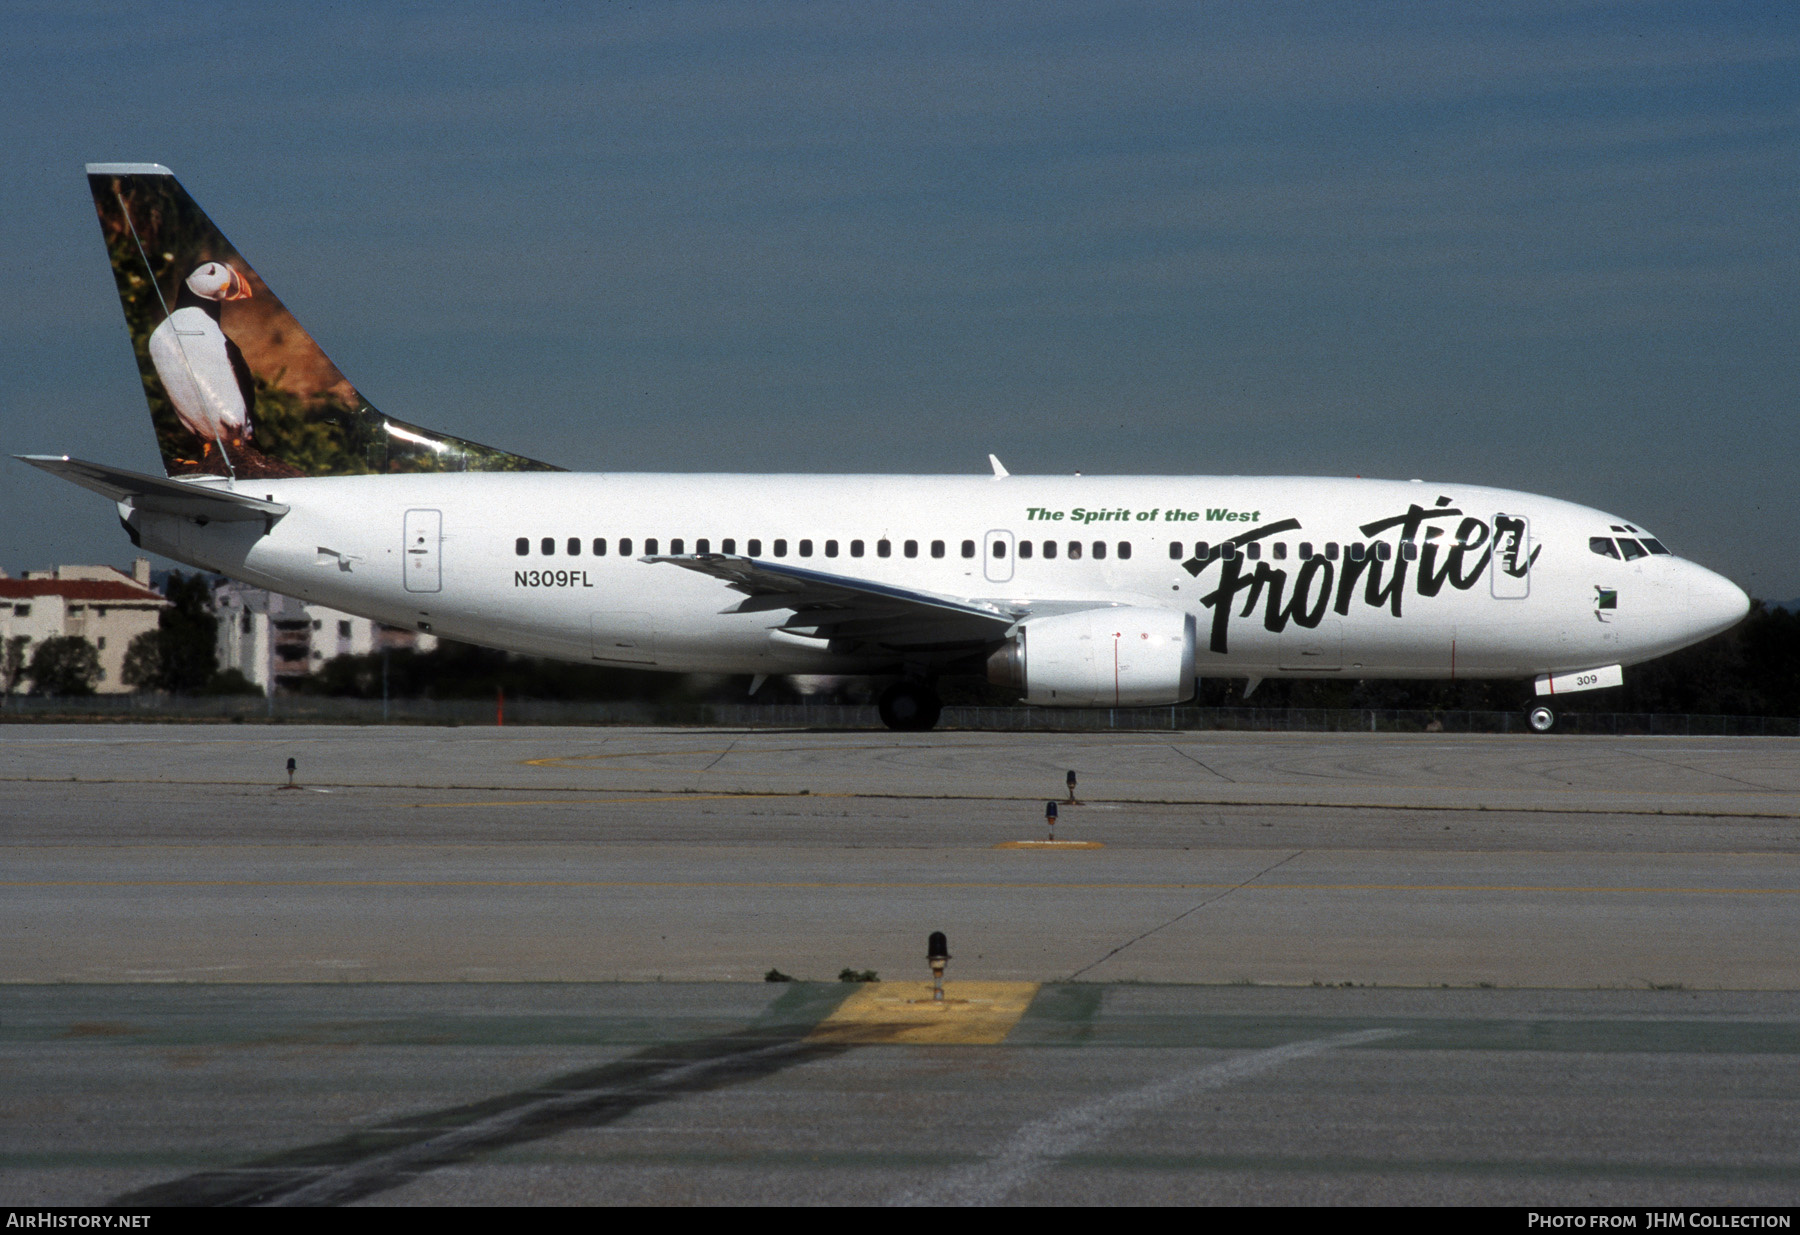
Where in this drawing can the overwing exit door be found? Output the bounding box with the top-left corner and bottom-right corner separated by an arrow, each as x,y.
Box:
984,530 -> 1015,583
403,509 -> 442,593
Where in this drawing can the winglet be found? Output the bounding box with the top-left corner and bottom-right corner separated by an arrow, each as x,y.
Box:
988,454 -> 1009,479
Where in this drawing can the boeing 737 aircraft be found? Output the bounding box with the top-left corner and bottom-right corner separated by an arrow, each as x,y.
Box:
17,164 -> 1750,730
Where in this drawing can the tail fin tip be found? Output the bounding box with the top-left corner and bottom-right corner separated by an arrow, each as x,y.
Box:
86,162 -> 172,176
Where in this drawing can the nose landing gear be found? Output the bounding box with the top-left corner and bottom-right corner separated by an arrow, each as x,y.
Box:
878,680 -> 942,732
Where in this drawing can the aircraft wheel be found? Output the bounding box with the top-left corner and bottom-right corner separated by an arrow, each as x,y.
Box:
879,681 -> 942,732
1528,706 -> 1555,733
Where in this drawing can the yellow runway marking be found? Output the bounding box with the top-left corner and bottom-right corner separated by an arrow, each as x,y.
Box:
809,981 -> 1039,1045
515,745 -> 1800,800
5,880 -> 1796,895
522,743 -> 906,769
405,792 -> 850,808
994,841 -> 1105,850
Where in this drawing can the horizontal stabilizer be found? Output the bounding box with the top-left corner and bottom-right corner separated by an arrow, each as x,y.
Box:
15,455 -> 289,522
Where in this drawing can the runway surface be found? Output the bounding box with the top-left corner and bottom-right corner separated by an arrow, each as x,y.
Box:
4,724 -> 1799,1205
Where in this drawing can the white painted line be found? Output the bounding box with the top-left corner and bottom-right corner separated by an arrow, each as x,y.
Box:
888,1027 -> 1402,1207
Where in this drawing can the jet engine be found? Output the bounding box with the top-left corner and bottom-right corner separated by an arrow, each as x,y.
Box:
986,607 -> 1197,706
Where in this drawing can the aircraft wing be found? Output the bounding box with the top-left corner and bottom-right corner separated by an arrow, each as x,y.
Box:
16,455 -> 289,522
644,553 -> 1021,651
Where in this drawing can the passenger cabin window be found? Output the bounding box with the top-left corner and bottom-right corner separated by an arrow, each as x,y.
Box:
1401,540 -> 1418,560
1243,543 -> 1258,561
593,538 -> 607,556
878,539 -> 892,558
1326,542 -> 1339,560
645,538 -> 659,555
1068,541 -> 1083,561
567,537 -> 581,556
619,538 -> 633,556
1169,542 -> 1183,560
1376,542 -> 1392,562
962,540 -> 976,559
746,539 -> 760,556
1115,542 -> 1130,560
850,540 -> 864,558
1271,543 -> 1286,560
1617,538 -> 1648,561
992,540 -> 1006,558
773,539 -> 788,557
1590,537 -> 1621,559
696,539 -> 709,554
722,539 -> 736,554
1349,543 -> 1365,561
931,540 -> 945,558
1043,540 -> 1058,560
1195,542 -> 1210,560
1092,541 -> 1106,560
671,538 -> 684,554
1020,541 -> 1033,559
799,539 -> 813,557
1299,542 -> 1314,559
904,540 -> 918,559
1219,543 -> 1236,560
515,538 -> 529,556
541,537 -> 555,556
825,540 -> 838,558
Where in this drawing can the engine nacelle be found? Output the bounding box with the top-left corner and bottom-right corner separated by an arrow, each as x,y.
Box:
987,607 -> 1196,707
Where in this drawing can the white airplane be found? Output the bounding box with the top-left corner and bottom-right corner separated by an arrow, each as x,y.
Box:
18,163 -> 1749,731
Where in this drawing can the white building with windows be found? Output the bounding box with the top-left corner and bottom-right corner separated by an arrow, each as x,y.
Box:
212,581 -> 437,694
0,559 -> 168,694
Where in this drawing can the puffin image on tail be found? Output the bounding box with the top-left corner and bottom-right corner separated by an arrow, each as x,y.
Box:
145,262 -> 305,480
146,261 -> 258,473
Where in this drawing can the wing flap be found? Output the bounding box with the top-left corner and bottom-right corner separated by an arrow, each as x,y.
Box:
645,553 -> 1020,648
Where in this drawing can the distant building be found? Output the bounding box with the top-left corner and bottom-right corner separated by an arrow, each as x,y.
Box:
0,559 -> 167,694
212,581 -> 437,694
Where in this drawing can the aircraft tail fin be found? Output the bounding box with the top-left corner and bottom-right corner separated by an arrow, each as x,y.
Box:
85,163 -> 560,480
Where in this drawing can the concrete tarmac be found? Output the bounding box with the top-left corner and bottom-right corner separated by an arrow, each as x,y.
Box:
4,724 -> 1799,1205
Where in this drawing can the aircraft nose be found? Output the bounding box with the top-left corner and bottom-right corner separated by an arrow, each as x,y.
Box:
1687,564 -> 1750,640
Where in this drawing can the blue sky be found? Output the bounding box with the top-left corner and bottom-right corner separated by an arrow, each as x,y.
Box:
3,2 -> 1796,595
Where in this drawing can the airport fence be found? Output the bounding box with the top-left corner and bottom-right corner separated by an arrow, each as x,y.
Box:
1,692 -> 1796,735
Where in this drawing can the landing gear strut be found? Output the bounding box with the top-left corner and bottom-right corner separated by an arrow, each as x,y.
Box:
878,680 -> 942,732
1528,706 -> 1555,733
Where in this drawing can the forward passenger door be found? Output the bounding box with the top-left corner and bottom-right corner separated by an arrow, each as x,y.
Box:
1491,515 -> 1530,599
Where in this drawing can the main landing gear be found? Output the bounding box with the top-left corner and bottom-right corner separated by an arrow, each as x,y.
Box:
1528,706 -> 1556,733
878,680 -> 942,732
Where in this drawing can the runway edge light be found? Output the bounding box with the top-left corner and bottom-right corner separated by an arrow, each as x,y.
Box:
928,932 -> 950,1003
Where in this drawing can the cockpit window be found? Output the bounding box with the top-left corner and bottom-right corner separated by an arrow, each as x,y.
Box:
1589,536 -> 1621,559
1642,538 -> 1670,555
1617,538 -> 1648,561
